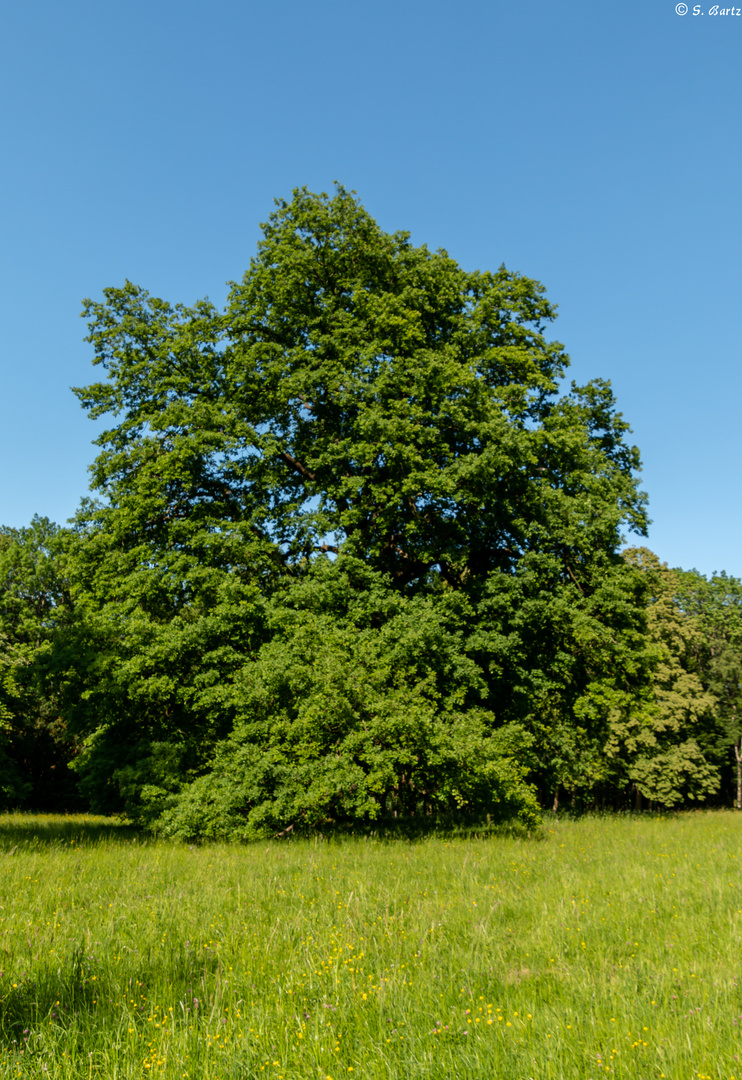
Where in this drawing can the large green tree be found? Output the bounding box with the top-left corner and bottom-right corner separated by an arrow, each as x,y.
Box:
69,185 -> 651,831
77,185 -> 647,592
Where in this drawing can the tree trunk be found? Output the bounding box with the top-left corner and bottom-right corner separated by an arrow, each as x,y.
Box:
735,739 -> 742,810
552,789 -> 559,813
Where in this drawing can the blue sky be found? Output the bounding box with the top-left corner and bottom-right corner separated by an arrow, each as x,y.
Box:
2,0 -> 740,576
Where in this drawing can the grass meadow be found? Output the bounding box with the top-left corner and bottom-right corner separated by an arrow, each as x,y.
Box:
0,813 -> 739,1078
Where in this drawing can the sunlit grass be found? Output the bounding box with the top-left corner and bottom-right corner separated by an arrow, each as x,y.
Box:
0,811 -> 739,1077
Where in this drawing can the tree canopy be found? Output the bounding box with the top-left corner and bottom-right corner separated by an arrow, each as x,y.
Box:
76,186 -> 647,589
2,185 -> 738,830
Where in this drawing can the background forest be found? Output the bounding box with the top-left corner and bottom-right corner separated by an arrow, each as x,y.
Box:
2,187 -> 741,837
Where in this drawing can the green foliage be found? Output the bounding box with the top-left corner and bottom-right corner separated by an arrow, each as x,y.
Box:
674,566 -> 742,805
469,548 -> 656,806
221,186 -> 648,583
615,549 -> 720,806
64,185 -> 654,830
0,518 -> 78,808
76,185 -> 647,591
161,557 -> 539,839
0,634 -> 32,806
21,185 -> 742,823
0,516 -> 72,645
64,549 -> 269,820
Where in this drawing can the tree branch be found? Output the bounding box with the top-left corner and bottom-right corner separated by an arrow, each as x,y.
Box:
315,542 -> 340,555
278,451 -> 316,483
563,555 -> 586,597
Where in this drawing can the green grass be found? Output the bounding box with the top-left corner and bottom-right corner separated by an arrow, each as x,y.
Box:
0,812 -> 739,1078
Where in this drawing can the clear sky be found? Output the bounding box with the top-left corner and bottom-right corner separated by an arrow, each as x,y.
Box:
2,0 -> 740,576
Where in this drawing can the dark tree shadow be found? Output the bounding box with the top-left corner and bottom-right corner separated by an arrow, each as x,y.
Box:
291,813 -> 544,844
0,814 -> 141,850
0,942 -> 216,1053
0,946 -> 106,1055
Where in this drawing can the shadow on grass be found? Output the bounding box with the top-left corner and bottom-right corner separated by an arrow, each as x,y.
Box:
0,946 -> 102,1048
0,810 -> 544,851
545,807 -> 684,823
0,943 -> 213,1049
278,813 -> 545,844
0,813 -> 142,850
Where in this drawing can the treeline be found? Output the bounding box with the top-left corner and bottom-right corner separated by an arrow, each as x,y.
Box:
1,186 -> 740,835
